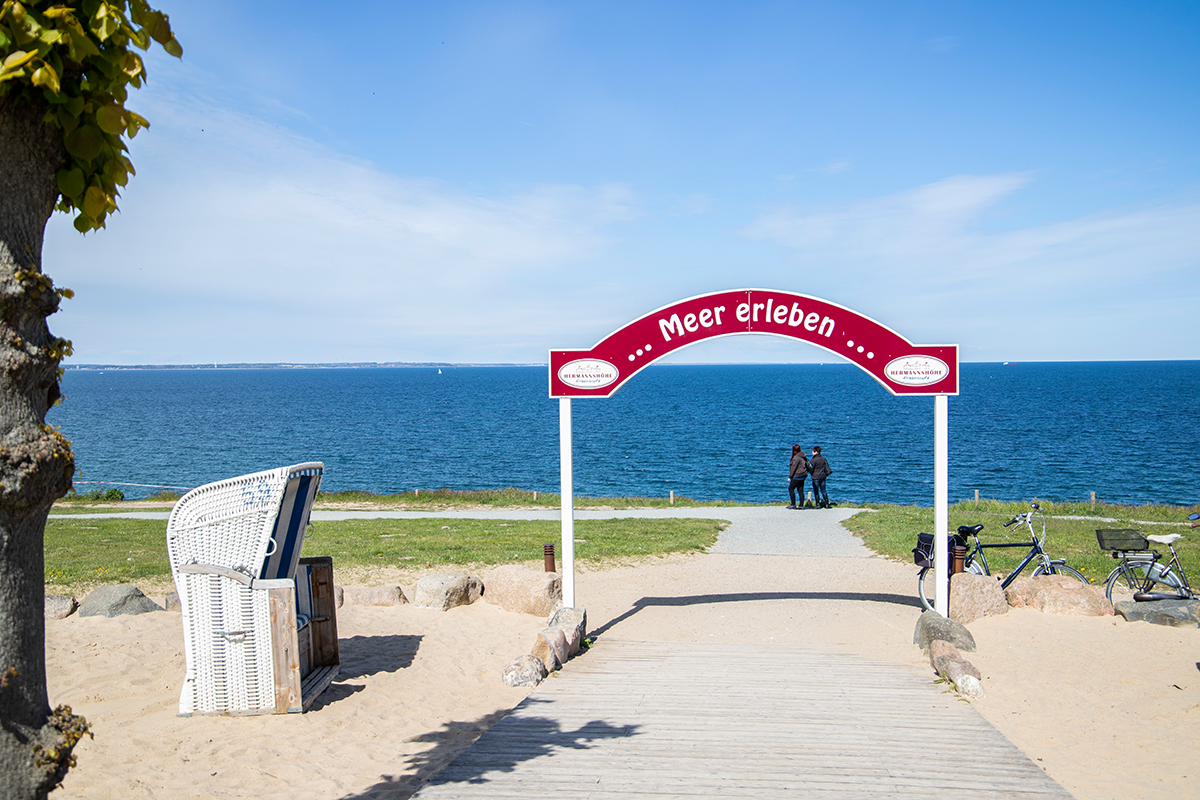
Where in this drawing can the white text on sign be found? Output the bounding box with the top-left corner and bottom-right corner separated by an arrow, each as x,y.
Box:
658,299 -> 835,342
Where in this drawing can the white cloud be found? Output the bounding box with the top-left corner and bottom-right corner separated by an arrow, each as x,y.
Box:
44,89 -> 637,364
742,175 -> 1200,359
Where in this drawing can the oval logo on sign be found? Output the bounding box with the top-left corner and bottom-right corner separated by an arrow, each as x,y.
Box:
884,356 -> 950,387
558,359 -> 619,389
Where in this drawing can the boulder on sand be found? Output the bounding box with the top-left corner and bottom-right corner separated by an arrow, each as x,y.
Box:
485,565 -> 562,616
413,574 -> 482,611
78,585 -> 162,618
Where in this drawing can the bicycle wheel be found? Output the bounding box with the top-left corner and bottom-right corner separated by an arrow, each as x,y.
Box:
1032,562 -> 1090,584
1104,561 -> 1187,604
917,566 -> 935,611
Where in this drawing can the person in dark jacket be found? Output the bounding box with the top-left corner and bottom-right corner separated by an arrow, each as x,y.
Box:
809,446 -> 832,508
787,445 -> 808,508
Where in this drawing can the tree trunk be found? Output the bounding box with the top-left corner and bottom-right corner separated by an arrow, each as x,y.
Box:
0,92 -> 83,797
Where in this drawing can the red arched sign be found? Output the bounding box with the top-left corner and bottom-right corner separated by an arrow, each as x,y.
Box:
550,289 -> 958,397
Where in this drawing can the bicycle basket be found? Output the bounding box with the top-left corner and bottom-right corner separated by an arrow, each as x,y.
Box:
1095,529 -> 1148,551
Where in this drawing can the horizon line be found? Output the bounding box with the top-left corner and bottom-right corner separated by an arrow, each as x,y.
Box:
61,358 -> 1199,371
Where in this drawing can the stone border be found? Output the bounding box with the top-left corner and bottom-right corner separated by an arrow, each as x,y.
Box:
913,610 -> 984,699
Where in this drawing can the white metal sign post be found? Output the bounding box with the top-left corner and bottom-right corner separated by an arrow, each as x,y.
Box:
559,397 -> 576,608
550,289 -> 958,614
934,394 -> 949,615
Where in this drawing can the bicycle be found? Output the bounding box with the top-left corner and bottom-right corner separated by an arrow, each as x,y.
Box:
916,502 -> 1089,612
1097,512 -> 1198,603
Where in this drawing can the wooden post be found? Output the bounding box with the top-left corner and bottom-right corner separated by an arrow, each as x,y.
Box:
269,587 -> 303,713
1090,491 -> 1096,509
670,490 -> 674,505
974,489 -> 980,506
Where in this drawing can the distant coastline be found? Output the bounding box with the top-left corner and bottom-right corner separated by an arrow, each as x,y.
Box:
63,361 -> 545,371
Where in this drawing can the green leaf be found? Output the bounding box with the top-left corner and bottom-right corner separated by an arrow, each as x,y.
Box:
72,213 -> 93,233
0,26 -> 11,51
94,15 -> 119,43
2,49 -> 35,71
119,51 -> 141,77
95,104 -> 124,134
56,105 -> 79,134
162,37 -> 181,58
37,26 -> 63,46
31,62 -> 59,93
56,167 -> 85,199
146,13 -> 171,44
81,185 -> 106,219
64,124 -> 103,160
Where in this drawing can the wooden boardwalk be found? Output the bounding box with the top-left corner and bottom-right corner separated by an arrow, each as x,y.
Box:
413,639 -> 1074,799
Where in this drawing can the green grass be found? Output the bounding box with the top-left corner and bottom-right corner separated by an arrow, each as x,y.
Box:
845,500 -> 1200,585
44,516 -> 725,590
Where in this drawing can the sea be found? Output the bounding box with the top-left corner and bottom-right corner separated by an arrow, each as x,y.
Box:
47,362 -> 1200,507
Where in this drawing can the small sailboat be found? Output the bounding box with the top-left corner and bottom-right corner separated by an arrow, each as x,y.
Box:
438,369 -> 442,374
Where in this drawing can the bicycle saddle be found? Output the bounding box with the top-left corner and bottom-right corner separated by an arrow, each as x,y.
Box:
958,524 -> 984,535
1147,533 -> 1182,545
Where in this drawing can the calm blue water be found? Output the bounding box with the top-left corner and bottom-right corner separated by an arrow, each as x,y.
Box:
47,362 -> 1200,506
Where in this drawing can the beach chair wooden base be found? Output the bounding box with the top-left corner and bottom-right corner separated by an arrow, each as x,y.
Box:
268,557 -> 341,714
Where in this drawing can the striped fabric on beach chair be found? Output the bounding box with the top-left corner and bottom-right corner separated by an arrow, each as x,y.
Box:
167,463 -> 337,715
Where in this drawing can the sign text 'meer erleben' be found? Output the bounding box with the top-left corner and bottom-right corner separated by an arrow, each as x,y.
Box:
658,298 -> 836,342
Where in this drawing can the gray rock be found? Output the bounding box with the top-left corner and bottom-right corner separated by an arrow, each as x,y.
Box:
334,584 -> 344,609
531,631 -> 561,672
45,594 -> 78,620
343,585 -> 409,606
929,639 -> 983,694
1007,575 -> 1113,616
503,654 -> 548,687
413,574 -> 483,611
165,591 -> 181,612
541,627 -> 569,666
485,565 -> 562,616
548,607 -> 587,655
78,585 -> 163,618
913,609 -> 976,653
1114,599 -> 1200,627
948,573 -> 1009,624
952,673 -> 986,699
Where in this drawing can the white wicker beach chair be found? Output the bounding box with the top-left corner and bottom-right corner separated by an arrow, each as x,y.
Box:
167,463 -> 339,715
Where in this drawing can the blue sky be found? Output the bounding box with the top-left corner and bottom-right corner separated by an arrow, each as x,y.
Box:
43,1 -> 1200,364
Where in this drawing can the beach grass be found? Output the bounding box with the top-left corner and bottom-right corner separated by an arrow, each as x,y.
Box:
43,516 -> 725,591
846,500 -> 1200,585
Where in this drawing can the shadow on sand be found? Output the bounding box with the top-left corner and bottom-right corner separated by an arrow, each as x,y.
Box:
307,633 -> 423,712
589,589 -> 922,637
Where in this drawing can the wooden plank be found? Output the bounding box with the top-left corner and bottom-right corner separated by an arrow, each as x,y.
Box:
300,664 -> 338,711
413,639 -> 1073,800
300,556 -> 340,668
267,587 -> 302,714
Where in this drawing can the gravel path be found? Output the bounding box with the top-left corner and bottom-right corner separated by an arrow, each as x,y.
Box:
50,506 -> 874,558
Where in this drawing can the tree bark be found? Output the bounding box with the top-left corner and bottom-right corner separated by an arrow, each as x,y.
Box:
0,91 -> 83,797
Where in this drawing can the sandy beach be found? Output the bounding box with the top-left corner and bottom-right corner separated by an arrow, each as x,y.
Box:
47,508 -> 1200,799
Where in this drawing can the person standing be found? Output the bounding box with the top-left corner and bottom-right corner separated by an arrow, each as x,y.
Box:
809,446 -> 832,508
787,445 -> 808,509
